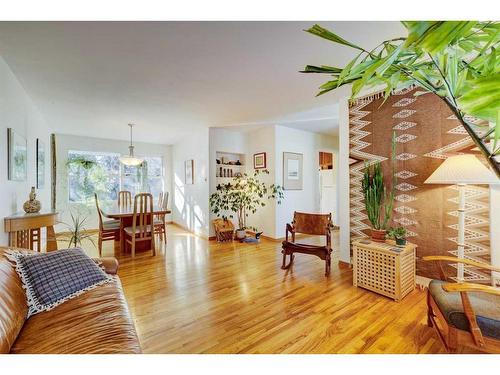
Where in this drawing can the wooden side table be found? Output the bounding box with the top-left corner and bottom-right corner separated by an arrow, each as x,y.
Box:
352,239 -> 416,301
4,210 -> 59,252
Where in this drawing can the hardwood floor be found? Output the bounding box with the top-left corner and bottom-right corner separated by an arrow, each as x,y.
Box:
75,225 -> 455,354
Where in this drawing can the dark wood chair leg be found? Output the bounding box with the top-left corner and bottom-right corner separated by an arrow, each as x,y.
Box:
325,253 -> 331,276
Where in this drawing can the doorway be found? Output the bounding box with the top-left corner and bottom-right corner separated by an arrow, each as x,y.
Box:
319,151 -> 337,225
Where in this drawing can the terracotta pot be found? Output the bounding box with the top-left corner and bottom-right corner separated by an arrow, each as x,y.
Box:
370,229 -> 386,242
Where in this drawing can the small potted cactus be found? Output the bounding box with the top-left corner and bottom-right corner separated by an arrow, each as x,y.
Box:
387,226 -> 407,247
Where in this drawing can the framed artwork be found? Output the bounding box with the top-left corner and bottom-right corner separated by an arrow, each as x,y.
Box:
283,152 -> 303,190
7,128 -> 27,181
36,139 -> 45,189
253,152 -> 266,169
185,159 -> 194,184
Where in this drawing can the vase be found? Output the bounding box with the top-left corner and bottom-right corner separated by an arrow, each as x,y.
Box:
396,238 -> 407,247
370,229 -> 386,242
235,229 -> 246,240
23,186 -> 41,214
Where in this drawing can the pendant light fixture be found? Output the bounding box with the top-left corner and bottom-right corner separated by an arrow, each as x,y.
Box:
119,123 -> 144,166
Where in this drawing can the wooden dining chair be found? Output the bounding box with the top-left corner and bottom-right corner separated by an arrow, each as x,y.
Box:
118,190 -> 132,208
423,255 -> 500,353
94,193 -> 120,257
123,193 -> 156,257
281,211 -> 333,276
154,192 -> 169,242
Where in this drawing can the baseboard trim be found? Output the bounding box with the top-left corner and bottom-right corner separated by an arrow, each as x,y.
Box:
338,260 -> 351,269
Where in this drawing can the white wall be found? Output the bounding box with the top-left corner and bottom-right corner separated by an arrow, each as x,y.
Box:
0,57 -> 52,245
172,128 -> 210,237
245,126 -> 277,238
337,91 -> 352,264
274,125 -> 338,239
55,133 -> 172,231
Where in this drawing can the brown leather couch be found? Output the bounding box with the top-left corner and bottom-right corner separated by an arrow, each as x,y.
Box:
0,247 -> 141,354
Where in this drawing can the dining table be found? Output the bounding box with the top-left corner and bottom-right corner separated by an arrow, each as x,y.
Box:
101,203 -> 171,254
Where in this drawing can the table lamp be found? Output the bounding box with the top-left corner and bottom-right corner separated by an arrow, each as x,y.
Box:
424,154 -> 499,281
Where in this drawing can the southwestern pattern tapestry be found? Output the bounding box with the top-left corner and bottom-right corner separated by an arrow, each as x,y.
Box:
349,87 -> 491,282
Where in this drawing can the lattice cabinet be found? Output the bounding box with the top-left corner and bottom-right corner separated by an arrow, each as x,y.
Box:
352,239 -> 416,301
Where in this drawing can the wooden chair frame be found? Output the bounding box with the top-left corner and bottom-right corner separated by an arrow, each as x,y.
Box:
423,255 -> 500,353
154,192 -> 168,242
281,212 -> 333,276
124,193 -> 156,257
118,190 -> 132,208
94,193 -> 120,257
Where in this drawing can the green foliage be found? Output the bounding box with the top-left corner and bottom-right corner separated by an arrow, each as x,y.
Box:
209,170 -> 284,231
362,161 -> 394,230
387,226 -> 407,240
62,209 -> 95,248
302,21 -> 500,177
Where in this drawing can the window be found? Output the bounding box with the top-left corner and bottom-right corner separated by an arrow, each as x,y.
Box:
67,151 -> 164,203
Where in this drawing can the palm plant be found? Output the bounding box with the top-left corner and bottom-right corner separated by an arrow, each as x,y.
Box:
302,21 -> 500,177
209,169 -> 284,232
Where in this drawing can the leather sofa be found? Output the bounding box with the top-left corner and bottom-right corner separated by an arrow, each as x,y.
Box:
0,247 -> 141,354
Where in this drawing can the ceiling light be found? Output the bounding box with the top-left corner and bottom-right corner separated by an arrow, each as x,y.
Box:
119,123 -> 144,166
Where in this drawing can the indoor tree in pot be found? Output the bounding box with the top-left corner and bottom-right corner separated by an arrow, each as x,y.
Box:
209,170 -> 284,240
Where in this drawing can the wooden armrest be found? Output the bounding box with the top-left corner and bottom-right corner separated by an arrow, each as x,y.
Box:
94,257 -> 119,275
423,255 -> 500,273
442,282 -> 500,296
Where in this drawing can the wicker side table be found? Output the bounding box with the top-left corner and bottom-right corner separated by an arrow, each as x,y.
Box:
352,239 -> 417,301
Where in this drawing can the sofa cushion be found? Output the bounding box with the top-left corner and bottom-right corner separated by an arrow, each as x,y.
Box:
0,248 -> 28,353
10,277 -> 141,354
429,279 -> 500,340
7,248 -> 112,318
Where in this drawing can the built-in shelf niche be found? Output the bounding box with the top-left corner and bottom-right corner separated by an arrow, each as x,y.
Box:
215,151 -> 245,179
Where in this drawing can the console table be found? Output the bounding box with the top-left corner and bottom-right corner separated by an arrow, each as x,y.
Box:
4,210 -> 59,252
352,239 -> 416,301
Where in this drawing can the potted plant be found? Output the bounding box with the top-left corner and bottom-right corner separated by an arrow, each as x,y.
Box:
362,161 -> 394,242
209,169 -> 284,240
60,209 -> 96,249
387,226 -> 407,247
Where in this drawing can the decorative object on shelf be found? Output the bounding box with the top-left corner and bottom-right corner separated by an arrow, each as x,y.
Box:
36,139 -> 45,189
119,123 -> 143,166
7,128 -> 27,181
235,160 -> 242,166
283,152 -> 303,190
352,239 -> 417,301
425,154 -> 499,281
185,159 -> 194,184
209,169 -> 284,241
302,21 -> 500,177
387,226 -> 407,247
361,132 -> 396,242
253,152 -> 266,169
216,159 -> 221,164
23,187 -> 42,214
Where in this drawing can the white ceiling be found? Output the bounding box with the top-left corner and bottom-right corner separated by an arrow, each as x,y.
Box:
0,21 -> 405,144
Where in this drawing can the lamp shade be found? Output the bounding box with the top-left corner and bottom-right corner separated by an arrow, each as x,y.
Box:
424,154 -> 499,185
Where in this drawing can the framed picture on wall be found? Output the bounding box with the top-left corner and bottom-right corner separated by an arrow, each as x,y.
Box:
185,159 -> 194,184
253,152 -> 266,169
283,152 -> 303,190
7,128 -> 27,181
36,139 -> 45,189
